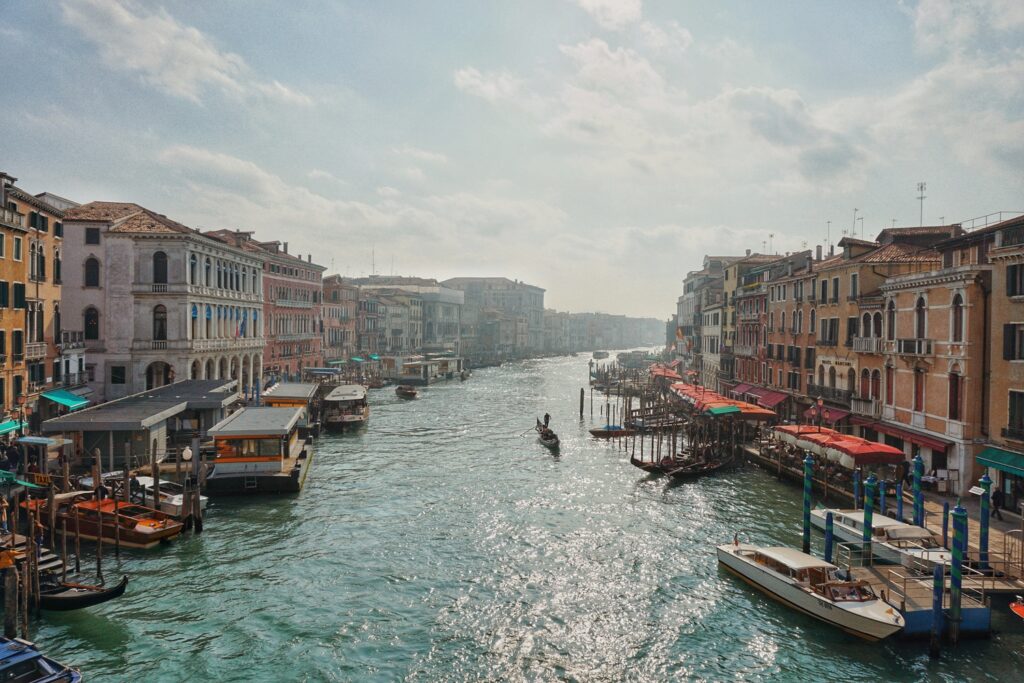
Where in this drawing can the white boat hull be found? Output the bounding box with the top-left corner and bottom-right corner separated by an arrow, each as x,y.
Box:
810,510 -> 951,570
717,544 -> 903,641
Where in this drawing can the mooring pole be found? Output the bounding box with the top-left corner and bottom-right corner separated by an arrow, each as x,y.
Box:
979,473 -> 991,571
896,482 -> 904,522
863,474 -> 877,564
802,454 -> 813,554
579,388 -> 584,419
942,501 -> 950,549
913,454 -> 925,526
929,562 -> 943,658
949,500 -> 967,645
824,511 -> 834,564
853,470 -> 862,511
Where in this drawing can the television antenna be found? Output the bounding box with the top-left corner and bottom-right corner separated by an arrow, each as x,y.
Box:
917,182 -> 927,226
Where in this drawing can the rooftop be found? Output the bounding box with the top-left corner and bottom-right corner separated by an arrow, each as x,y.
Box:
262,382 -> 317,401
64,201 -> 147,222
207,407 -> 303,437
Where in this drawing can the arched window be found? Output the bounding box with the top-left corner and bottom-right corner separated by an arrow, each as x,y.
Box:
949,366 -> 962,420
153,305 -> 167,341
885,365 -> 894,405
189,254 -> 198,284
871,369 -> 881,400
781,311 -> 786,333
153,251 -> 168,284
810,309 -> 816,334
53,303 -> 61,341
818,365 -> 825,387
205,257 -> 212,286
886,300 -> 896,340
915,297 -> 926,339
242,268 -> 248,293
847,368 -> 856,392
54,248 -> 61,284
252,268 -> 259,293
217,261 -> 223,289
862,313 -> 871,339
873,312 -> 882,338
828,366 -> 837,388
84,257 -> 100,287
29,244 -> 37,280
860,368 -> 871,399
84,307 -> 99,340
191,304 -> 199,339
951,293 -> 964,342
205,305 -> 213,338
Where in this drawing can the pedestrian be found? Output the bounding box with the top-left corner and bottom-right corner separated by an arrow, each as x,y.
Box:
992,486 -> 1005,521
543,413 -> 551,428
5,443 -> 20,473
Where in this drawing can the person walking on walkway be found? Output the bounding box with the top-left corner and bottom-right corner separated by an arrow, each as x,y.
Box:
992,487 -> 1005,521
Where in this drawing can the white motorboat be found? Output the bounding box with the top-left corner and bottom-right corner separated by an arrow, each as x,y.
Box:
717,541 -> 904,641
132,476 -> 208,518
810,508 -> 951,571
322,384 -> 369,430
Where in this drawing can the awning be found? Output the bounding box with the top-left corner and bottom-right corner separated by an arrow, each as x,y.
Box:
858,420 -> 951,452
41,389 -> 90,411
730,383 -> 753,397
369,354 -> 381,360
977,447 -> 1024,478
350,357 -> 365,363
803,406 -> 850,424
0,420 -> 27,436
327,359 -> 347,366
746,387 -> 788,409
707,405 -> 741,416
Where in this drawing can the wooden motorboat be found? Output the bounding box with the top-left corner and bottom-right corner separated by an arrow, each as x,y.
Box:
131,476 -> 208,518
0,637 -> 82,682
366,377 -> 386,389
589,425 -> 635,439
664,455 -> 733,480
395,385 -> 418,399
1011,596 -> 1024,621
810,508 -> 951,571
717,540 -> 904,641
26,492 -> 184,549
39,575 -> 129,611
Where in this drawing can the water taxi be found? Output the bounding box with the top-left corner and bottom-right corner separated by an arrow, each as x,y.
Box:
717,541 -> 904,641
323,384 -> 369,430
27,492 -> 184,549
205,407 -> 313,495
395,385 -> 418,399
131,476 -> 209,518
0,637 -> 82,682
810,508 -> 951,570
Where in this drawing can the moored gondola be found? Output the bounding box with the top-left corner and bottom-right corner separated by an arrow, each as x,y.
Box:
39,575 -> 129,611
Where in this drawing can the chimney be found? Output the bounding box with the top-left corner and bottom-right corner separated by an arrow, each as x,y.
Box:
745,249 -> 751,256
307,254 -> 312,263
283,242 -> 288,254
815,245 -> 822,261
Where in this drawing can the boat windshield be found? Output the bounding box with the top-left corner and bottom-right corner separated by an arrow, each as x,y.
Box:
821,581 -> 875,602
116,505 -> 158,518
150,482 -> 184,495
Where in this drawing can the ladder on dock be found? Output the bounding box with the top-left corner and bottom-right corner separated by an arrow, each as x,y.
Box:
4,533 -> 65,575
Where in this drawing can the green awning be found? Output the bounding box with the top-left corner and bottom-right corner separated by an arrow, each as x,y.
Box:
327,359 -> 347,366
350,357 -> 365,363
0,420 -> 27,436
369,354 -> 381,360
41,389 -> 90,411
0,470 -> 45,488
706,406 -> 741,416
977,447 -> 1024,478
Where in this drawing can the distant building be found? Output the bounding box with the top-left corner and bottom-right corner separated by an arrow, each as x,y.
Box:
442,277 -> 544,360
350,276 -> 463,354
322,275 -> 358,365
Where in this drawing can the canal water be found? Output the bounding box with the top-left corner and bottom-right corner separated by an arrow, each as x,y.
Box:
32,355 -> 1024,681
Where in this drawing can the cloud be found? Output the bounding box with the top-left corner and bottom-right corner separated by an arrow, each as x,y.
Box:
392,145 -> 449,164
453,67 -> 524,103
59,0 -> 311,105
307,169 -> 349,187
910,0 -> 1024,53
638,21 -> 692,55
571,0 -> 643,31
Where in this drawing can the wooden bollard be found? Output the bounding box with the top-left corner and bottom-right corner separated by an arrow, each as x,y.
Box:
579,388 -> 584,418
3,566 -> 17,637
74,508 -> 81,573
60,519 -> 68,582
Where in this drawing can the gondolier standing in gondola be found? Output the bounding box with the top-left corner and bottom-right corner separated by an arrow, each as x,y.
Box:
543,413 -> 551,428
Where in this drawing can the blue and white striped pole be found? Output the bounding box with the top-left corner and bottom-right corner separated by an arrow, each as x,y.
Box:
880,481 -> 887,518
803,454 -> 814,554
853,469 -> 862,510
979,473 -> 991,571
824,511 -> 835,564
950,501 -> 967,645
896,482 -> 904,522
929,563 -> 944,658
913,454 -> 925,526
863,474 -> 877,563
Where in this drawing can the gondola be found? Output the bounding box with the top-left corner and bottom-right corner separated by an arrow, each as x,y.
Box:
588,425 -> 635,438
629,455 -> 677,473
663,455 -> 733,480
39,575 -> 129,611
538,432 -> 560,451
395,385 -> 418,399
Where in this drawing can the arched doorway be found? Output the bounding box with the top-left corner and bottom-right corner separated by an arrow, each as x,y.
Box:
146,361 -> 174,390
190,359 -> 201,380
205,358 -> 215,379
219,357 -> 229,380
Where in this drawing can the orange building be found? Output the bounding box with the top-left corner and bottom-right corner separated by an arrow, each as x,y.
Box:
0,173 -> 30,424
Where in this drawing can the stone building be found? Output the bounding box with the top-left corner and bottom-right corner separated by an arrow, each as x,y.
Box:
442,277 -> 543,359
63,203 -> 265,401
322,275 -> 358,365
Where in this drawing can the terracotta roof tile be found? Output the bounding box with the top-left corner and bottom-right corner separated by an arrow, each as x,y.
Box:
64,202 -> 143,222
858,243 -> 940,264
107,209 -> 193,235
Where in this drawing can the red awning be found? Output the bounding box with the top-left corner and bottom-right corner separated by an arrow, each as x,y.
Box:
746,387 -> 788,409
730,383 -> 753,396
858,421 -> 951,452
803,405 -> 850,424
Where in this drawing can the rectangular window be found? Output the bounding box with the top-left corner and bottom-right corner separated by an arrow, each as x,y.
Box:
0,331 -> 5,356
12,330 -> 22,359
850,273 -> 859,298
54,222 -> 63,237
86,364 -> 96,382
1010,391 -> 1024,431
110,366 -> 127,384
1004,324 -> 1024,360
12,283 -> 25,309
0,234 -> 4,258
949,374 -> 961,421
1008,265 -> 1024,296
13,237 -> 22,261
821,279 -> 828,301
0,281 -> 7,308
85,227 -> 100,245
846,317 -> 859,345
831,277 -> 839,302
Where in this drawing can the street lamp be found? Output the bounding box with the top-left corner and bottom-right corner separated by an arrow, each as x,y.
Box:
816,396 -> 823,433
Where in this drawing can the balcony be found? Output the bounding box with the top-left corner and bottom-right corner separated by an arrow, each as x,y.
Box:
807,383 -> 852,405
795,294 -> 803,303
152,340 -> 168,350
152,283 -> 168,293
60,330 -> 85,351
0,206 -> 24,229
275,299 -> 314,309
25,342 -> 47,360
852,336 -> 881,354
734,344 -> 756,357
61,373 -> 84,388
851,396 -> 881,418
896,338 -> 933,356
828,296 -> 839,304
1002,426 -> 1024,442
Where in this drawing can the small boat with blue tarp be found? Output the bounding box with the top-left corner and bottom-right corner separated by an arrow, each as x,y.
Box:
0,637 -> 82,682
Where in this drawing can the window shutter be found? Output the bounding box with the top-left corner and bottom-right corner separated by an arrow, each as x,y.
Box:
29,212 -> 38,229
55,222 -> 63,237
40,216 -> 48,232
1009,265 -> 1019,296
1006,324 -> 1017,360
13,283 -> 25,309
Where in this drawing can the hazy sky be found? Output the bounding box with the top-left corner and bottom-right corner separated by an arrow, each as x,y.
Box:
2,1 -> 1022,318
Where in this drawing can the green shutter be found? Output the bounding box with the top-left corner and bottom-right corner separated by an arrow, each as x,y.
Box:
13,283 -> 25,309
1010,265 -> 1020,296
0,281 -> 7,308
1006,324 -> 1017,360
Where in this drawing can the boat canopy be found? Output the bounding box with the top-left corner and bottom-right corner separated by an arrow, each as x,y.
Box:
325,384 -> 367,402
756,546 -> 836,571
41,388 -> 90,411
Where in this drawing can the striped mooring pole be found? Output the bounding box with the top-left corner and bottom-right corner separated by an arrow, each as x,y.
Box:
896,482 -> 904,522
802,454 -> 813,554
879,482 -> 887,518
824,511 -> 834,564
863,474 -> 877,561
979,473 -> 991,571
853,469 -> 862,510
913,454 -> 925,526
950,500 -> 967,645
942,501 -> 950,548
929,562 -> 944,658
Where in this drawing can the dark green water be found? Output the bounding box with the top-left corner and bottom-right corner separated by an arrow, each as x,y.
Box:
31,355 -> 1024,681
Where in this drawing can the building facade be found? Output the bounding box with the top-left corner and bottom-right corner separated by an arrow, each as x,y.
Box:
322,275 -> 358,364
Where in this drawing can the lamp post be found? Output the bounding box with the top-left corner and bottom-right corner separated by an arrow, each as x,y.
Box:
816,396 -> 823,432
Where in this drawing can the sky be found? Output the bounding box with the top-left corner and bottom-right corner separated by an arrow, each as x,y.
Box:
2,0 -> 1022,319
